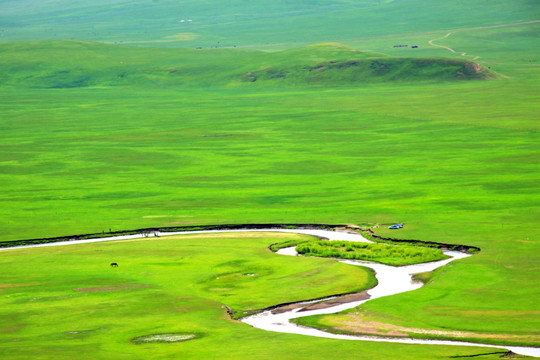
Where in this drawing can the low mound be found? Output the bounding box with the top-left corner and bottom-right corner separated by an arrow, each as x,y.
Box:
0,40 -> 498,88
239,57 -> 497,86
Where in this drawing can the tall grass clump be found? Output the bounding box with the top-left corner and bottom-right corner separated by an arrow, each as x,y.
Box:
269,239 -> 306,252
295,241 -> 448,266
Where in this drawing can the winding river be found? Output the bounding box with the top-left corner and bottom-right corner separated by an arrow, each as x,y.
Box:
2,228 -> 539,357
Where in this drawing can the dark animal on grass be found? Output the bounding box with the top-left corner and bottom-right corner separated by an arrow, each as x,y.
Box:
110,262 -> 118,267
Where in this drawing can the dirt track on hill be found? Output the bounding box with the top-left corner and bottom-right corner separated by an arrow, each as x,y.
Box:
428,20 -> 540,58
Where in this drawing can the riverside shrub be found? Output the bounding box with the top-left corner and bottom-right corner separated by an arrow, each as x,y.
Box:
295,240 -> 448,266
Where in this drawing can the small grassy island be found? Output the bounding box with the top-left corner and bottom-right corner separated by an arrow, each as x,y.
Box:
272,238 -> 449,266
295,240 -> 449,266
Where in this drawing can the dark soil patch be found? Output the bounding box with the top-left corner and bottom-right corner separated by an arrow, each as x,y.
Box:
270,291 -> 370,314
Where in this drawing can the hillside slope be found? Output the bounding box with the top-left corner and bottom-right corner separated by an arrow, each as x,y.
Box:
0,41 -> 497,88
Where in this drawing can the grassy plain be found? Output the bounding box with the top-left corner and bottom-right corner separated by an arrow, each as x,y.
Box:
0,0 -> 539,358
1,0 -> 537,48
1,37 -> 538,353
1,77 -> 537,240
0,232 -> 504,360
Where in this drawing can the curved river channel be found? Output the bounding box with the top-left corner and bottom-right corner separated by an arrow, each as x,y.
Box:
2,228 -> 539,357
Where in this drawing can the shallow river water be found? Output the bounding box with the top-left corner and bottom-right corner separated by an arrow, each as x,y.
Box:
2,228 -> 539,357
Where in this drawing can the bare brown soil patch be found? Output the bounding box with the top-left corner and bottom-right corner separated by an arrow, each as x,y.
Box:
299,291 -> 370,312
271,291 -> 369,314
323,312 -> 540,345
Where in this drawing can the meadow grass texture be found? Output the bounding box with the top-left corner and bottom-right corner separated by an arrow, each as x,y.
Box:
1,78 -> 537,241
0,0 -> 536,48
1,47 -> 538,348
0,232 -> 511,360
295,240 -> 448,266
0,0 -> 538,358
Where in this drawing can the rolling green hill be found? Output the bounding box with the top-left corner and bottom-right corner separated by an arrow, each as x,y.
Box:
0,0 -> 539,359
0,41 -> 496,88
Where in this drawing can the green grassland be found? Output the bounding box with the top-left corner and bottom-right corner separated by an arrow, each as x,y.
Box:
0,41 -> 495,89
1,71 -> 537,240
0,0 -> 539,358
0,232 -> 505,360
0,0 -> 537,49
1,36 -> 538,355
0,232 -> 522,360
294,248 -> 540,345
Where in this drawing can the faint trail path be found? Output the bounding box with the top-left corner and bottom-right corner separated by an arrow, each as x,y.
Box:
429,31 -> 460,54
428,20 -> 540,59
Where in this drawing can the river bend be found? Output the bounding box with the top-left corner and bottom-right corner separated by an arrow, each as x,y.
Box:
2,228 -> 538,357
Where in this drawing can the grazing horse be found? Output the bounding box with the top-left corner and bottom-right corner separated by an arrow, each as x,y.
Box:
110,262 -> 118,267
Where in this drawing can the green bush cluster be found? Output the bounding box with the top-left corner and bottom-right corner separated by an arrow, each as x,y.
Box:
295,240 -> 448,266
269,239 -> 306,251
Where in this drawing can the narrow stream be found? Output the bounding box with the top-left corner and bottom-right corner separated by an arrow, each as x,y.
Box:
2,228 -> 538,356
241,230 -> 540,357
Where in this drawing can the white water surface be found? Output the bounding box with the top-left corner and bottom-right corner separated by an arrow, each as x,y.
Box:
0,228 -> 368,252
2,228 -> 538,356
248,233 -> 540,357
